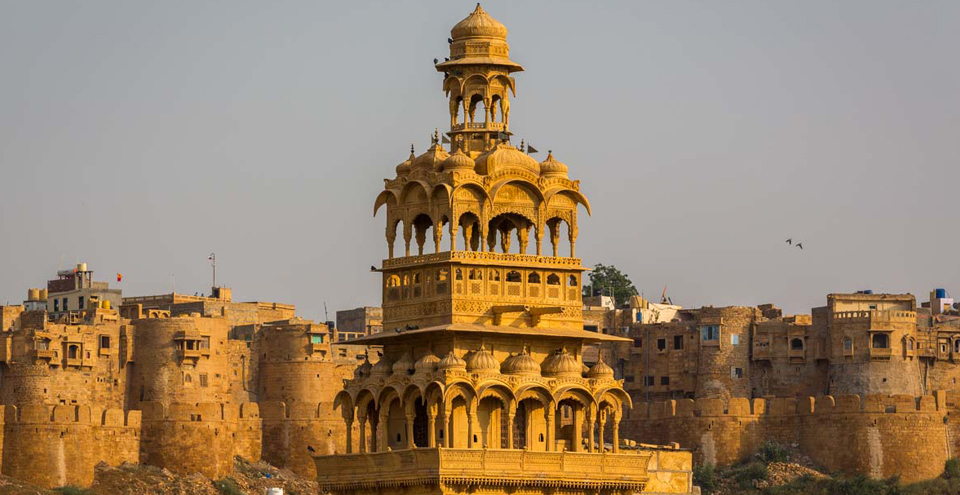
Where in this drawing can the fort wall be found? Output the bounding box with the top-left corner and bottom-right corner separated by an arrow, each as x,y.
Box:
0,404 -> 140,488
625,392 -> 952,483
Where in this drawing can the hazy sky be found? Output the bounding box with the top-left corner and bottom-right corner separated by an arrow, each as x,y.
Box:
1,1 -> 958,321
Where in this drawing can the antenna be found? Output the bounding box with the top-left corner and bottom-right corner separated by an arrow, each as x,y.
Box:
208,253 -> 216,289
324,302 -> 329,322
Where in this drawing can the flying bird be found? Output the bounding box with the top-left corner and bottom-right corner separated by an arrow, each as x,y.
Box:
785,238 -> 792,245
796,243 -> 803,250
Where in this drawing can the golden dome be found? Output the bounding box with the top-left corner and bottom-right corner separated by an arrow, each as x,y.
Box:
440,149 -> 476,172
396,146 -> 415,175
501,348 -> 541,376
451,4 -> 507,41
465,344 -> 500,373
585,356 -> 615,380
539,151 -> 568,178
438,351 -> 466,371
392,352 -> 414,375
414,352 -> 440,374
370,356 -> 392,377
411,142 -> 450,173
541,348 -> 581,378
474,143 -> 540,176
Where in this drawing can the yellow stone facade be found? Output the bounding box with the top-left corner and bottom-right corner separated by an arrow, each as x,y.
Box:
314,6 -> 695,495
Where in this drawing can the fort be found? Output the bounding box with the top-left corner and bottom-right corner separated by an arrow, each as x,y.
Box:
590,289 -> 960,482
0,266 -> 369,488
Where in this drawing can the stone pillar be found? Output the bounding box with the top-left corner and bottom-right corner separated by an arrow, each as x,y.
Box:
568,227 -> 577,258
345,418 -> 354,454
518,225 -> 529,254
434,225 -> 443,254
439,412 -> 450,448
598,410 -> 607,452
535,226 -> 543,256
572,406 -> 581,452
507,408 -> 517,449
415,224 -> 427,256
612,417 -> 620,453
463,223 -> 474,252
386,230 -> 396,259
545,402 -> 556,452
428,414 -> 437,448
550,223 -> 560,257
449,223 -> 458,252
467,411 -> 477,448
358,415 -> 367,454
403,223 -> 413,257
587,405 -> 596,453
406,414 -> 416,449
379,409 -> 390,452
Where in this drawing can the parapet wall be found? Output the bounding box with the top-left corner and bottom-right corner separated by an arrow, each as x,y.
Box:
625,392 -> 952,483
259,400 -> 352,479
0,404 -> 140,488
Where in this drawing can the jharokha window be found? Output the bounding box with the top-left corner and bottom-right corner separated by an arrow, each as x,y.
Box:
489,269 -> 500,281
568,275 -> 577,286
506,271 -> 521,282
528,272 -> 541,284
547,273 -> 560,285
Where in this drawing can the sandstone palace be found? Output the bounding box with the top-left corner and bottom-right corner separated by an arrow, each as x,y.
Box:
0,4 -> 954,494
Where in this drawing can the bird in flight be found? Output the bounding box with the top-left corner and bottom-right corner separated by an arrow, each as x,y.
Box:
796,242 -> 803,250
785,239 -> 792,245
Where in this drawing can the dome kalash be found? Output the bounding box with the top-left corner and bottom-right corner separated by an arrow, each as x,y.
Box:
316,6 -> 696,495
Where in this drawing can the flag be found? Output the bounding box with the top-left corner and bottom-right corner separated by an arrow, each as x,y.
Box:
441,135 -> 451,144
117,273 -> 122,282
527,144 -> 539,154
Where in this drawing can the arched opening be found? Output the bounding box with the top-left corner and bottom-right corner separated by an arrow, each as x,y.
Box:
490,94 -> 501,122
477,396 -> 504,448
365,401 -> 378,453
506,270 -> 522,283
458,212 -> 482,252
68,345 -> 78,359
843,338 -> 853,352
528,272 -> 541,284
556,398 -> 585,452
385,397 -> 405,450
413,397 -> 428,447
488,213 -> 533,254
448,396 -> 469,448
412,214 -> 434,256
546,218 -> 573,257
790,338 -> 804,351
468,94 -> 484,124
547,274 -> 561,285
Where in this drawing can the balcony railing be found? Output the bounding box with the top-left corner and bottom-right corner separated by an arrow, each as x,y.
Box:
451,122 -> 505,132
870,347 -> 893,360
382,251 -> 583,270
315,448 -> 649,492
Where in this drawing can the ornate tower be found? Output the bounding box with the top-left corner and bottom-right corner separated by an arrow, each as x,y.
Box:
314,6 -> 696,495
373,3 -> 591,334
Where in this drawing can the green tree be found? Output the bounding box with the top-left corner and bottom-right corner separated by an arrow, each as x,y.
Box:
583,263 -> 639,308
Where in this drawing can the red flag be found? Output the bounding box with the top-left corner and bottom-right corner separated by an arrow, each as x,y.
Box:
117,273 -> 122,282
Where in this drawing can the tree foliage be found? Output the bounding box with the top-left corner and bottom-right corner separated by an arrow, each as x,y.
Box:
582,263 -> 639,308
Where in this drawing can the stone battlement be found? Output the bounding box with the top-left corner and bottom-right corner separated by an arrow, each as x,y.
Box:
638,392 -> 944,420
3,404 -> 141,427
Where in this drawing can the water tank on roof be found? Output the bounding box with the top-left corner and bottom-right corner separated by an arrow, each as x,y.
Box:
936,288 -> 947,299
862,290 -> 873,294
27,289 -> 40,302
78,262 -> 88,272
39,289 -> 48,301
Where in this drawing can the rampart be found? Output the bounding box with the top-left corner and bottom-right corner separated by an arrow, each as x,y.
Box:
0,404 -> 140,488
625,392 -> 953,483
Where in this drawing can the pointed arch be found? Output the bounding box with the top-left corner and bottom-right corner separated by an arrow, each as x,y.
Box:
489,178 -> 545,205
399,180 -> 433,205
450,183 -> 491,209
596,387 -> 633,410
544,188 -> 592,216
374,189 -> 400,216
489,74 -> 516,96
443,76 -> 463,97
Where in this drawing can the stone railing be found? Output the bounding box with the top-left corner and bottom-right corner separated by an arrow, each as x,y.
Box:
451,122 -> 505,131
315,448 -> 649,492
382,251 -> 583,269
832,310 -> 917,324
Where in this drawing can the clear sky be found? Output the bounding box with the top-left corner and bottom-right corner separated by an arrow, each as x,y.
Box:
1,1 -> 958,320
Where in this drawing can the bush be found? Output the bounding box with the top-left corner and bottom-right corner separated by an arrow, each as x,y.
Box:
213,476 -> 243,495
757,440 -> 789,464
694,463 -> 719,494
946,458 -> 960,480
53,488 -> 93,495
731,461 -> 769,490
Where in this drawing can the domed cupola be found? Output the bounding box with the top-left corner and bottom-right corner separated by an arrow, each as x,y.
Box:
541,348 -> 581,379
414,352 -> 441,374
411,135 -> 450,173
474,143 -> 541,176
501,347 -> 541,376
396,145 -> 415,176
585,356 -> 615,380
451,4 -> 507,41
465,344 -> 500,373
539,151 -> 568,179
392,352 -> 414,376
438,351 -> 467,371
370,356 -> 393,377
356,354 -> 373,378
440,149 -> 476,173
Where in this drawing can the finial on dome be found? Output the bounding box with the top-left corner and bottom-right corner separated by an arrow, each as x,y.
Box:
410,143 -> 415,155
432,128 -> 440,145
